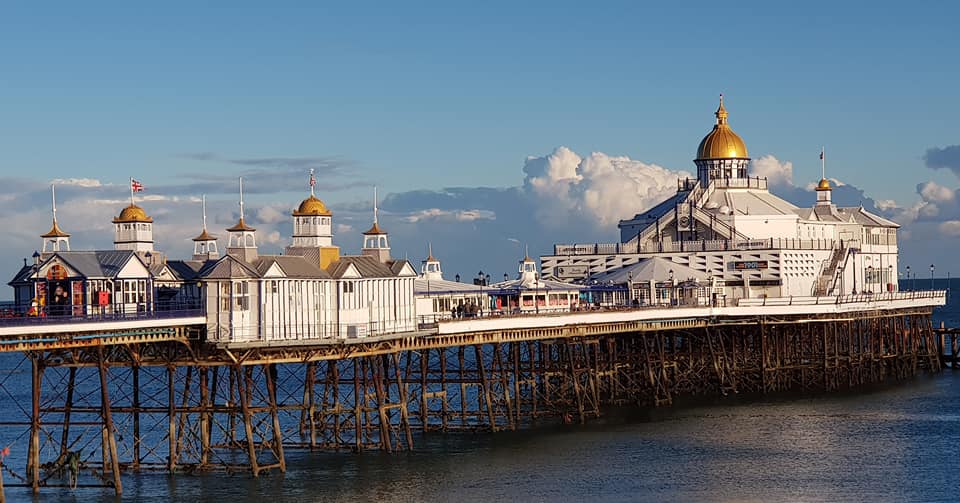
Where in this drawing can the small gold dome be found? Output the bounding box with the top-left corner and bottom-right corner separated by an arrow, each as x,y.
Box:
815,178 -> 832,191
696,96 -> 749,160
293,195 -> 332,216
113,204 -> 153,223
192,229 -> 216,241
41,220 -> 70,238
363,222 -> 386,235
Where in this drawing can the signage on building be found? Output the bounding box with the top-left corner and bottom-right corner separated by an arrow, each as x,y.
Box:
556,265 -> 589,278
732,260 -> 768,270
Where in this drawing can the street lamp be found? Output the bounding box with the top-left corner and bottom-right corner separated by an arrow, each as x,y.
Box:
866,265 -> 873,293
669,269 -> 675,306
887,265 -> 892,293
504,273 -> 509,282
906,265 -> 911,291
455,273 -> 460,283
930,264 -> 935,290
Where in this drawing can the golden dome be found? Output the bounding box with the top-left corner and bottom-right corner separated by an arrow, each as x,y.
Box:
815,178 -> 832,191
696,96 -> 749,160
113,204 -> 153,223
192,229 -> 216,241
363,222 -> 386,235
226,218 -> 256,232
41,220 -> 70,238
293,195 -> 332,216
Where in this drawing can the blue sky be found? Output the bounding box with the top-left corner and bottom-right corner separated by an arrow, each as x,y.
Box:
1,1 -> 959,287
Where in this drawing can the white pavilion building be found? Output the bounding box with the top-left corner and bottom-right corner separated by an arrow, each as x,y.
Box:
541,97 -> 900,303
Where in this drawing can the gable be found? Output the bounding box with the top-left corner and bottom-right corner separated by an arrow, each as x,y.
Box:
39,257 -> 81,280
396,262 -> 417,277
262,261 -> 286,278
339,263 -> 361,279
117,256 -> 151,279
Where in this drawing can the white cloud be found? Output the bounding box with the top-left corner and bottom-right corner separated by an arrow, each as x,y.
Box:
522,146 -> 689,228
335,224 -> 353,233
919,181 -> 955,204
402,208 -> 496,223
256,204 -> 290,224
51,178 -> 105,188
751,155 -> 793,187
939,221 -> 960,237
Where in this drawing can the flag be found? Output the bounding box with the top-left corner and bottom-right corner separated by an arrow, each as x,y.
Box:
819,149 -> 824,160
309,172 -> 316,187
131,179 -> 144,192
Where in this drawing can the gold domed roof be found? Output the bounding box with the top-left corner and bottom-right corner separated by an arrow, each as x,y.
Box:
192,229 -> 216,241
113,204 -> 153,223
226,218 -> 255,232
815,178 -> 832,191
41,220 -> 70,238
293,195 -> 332,216
363,222 -> 386,235
696,96 -> 749,160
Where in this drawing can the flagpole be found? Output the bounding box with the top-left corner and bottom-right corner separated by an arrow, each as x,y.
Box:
130,177 -> 134,206
821,147 -> 826,180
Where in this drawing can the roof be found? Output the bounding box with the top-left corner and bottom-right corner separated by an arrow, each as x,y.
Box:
696,96 -> 749,160
363,222 -> 387,235
165,260 -> 208,281
199,255 -> 260,280
704,187 -> 800,217
386,259 -> 415,276
53,250 -> 144,279
113,204 -> 153,223
192,229 -> 216,241
327,255 -> 397,279
41,220 -> 70,238
587,257 -> 709,285
226,218 -> 256,232
489,276 -> 581,293
293,195 -> 332,216
255,255 -> 330,279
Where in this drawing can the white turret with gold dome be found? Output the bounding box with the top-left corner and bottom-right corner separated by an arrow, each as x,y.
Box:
694,94 -> 751,185
113,182 -> 154,252
291,169 -> 333,247
192,195 -> 219,260
225,177 -> 258,262
41,184 -> 70,254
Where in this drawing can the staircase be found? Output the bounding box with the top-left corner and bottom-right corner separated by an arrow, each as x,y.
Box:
813,247 -> 846,295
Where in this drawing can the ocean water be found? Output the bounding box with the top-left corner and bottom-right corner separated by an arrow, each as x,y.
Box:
2,281 -> 959,502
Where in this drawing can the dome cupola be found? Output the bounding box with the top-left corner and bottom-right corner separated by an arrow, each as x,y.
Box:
694,95 -> 752,185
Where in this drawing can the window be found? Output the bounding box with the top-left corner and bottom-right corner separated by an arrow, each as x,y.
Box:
233,281 -> 249,310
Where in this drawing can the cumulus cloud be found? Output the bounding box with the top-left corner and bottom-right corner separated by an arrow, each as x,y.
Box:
923,145 -> 960,174
256,204 -> 291,225
918,181 -> 954,204
523,147 -> 690,228
751,155 -> 793,187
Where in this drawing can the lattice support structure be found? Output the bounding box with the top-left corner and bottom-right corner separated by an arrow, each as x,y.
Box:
0,307 -> 942,497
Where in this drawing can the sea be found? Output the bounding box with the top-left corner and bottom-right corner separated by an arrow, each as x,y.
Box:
2,279 -> 959,502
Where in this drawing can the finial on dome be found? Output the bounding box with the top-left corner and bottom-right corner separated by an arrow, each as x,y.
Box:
715,93 -> 728,125
309,168 -> 316,197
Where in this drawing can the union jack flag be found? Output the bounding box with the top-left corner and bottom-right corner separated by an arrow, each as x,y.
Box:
131,179 -> 144,192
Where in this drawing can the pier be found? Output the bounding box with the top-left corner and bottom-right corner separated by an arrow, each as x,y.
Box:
0,291 -> 945,497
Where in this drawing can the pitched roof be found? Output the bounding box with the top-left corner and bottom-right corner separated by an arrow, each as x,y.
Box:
327,255 -> 397,279
586,256 -> 709,284
255,255 -> 330,279
199,255 -> 260,279
49,250 -> 144,279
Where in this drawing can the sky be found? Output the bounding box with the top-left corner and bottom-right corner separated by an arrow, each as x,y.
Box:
1,1 -> 959,293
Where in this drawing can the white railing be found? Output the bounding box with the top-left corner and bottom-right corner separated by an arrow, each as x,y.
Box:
554,238 -> 842,256
736,290 -> 946,307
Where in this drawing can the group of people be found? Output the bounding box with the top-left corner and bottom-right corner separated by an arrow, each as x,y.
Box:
26,284 -> 71,317
451,300 -> 483,318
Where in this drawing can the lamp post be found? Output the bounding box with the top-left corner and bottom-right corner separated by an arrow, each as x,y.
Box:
866,265 -> 873,293
627,272 -> 633,306
32,251 -> 41,315
887,265 -> 892,293
455,273 -> 460,283
504,273 -> 509,282
669,269 -> 675,306
930,264 -> 935,291
906,265 -> 911,291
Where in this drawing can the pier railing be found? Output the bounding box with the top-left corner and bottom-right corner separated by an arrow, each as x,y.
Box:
554,238 -> 841,256
736,290 -> 946,307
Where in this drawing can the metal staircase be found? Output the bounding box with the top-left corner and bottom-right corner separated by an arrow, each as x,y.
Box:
813,247 -> 847,296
